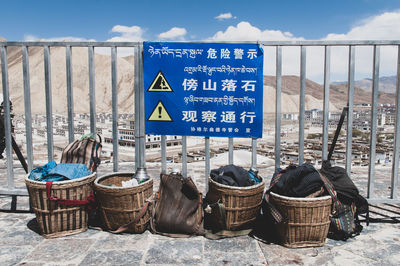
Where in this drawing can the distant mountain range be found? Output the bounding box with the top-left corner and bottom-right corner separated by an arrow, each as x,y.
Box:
0,45 -> 396,115
333,76 -> 397,94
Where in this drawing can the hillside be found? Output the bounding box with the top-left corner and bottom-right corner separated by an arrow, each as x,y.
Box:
264,75 -> 396,109
1,46 -> 135,114
1,47 -> 395,115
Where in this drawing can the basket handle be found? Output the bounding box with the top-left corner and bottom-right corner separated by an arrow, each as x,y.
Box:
110,197 -> 152,234
46,181 -> 95,206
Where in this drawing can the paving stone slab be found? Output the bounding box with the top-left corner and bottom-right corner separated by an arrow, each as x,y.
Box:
144,239 -> 203,265
79,250 -> 143,265
0,245 -> 34,266
204,236 -> 258,253
22,238 -> 95,264
203,251 -> 266,266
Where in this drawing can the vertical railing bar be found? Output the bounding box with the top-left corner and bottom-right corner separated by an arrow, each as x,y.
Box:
182,136 -> 187,178
66,45 -> 74,143
251,138 -> 257,170
22,46 -> 34,172
205,137 -> 210,193
346,46 -> 355,174
111,46 -> 118,172
299,46 -> 306,165
391,45 -> 400,199
138,44 -> 146,171
161,135 -> 166,174
275,46 -> 282,169
44,45 -> 54,162
322,46 -> 331,161
88,46 -> 96,137
134,46 -> 140,171
368,45 -> 380,199
1,46 -> 14,187
228,137 -> 233,164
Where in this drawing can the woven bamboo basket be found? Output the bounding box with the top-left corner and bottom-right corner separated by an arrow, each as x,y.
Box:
269,191 -> 332,248
206,177 -> 265,231
25,172 -> 97,238
94,172 -> 153,233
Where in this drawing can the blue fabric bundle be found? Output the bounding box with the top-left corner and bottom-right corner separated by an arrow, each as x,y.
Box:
28,161 -> 92,181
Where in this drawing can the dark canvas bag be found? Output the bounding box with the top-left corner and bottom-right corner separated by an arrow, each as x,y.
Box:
60,134 -> 102,172
150,173 -> 204,237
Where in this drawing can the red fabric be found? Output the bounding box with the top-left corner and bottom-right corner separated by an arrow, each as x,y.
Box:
46,181 -> 95,207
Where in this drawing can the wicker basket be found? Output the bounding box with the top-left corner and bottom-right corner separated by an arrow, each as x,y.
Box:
94,172 -> 153,233
206,177 -> 265,231
25,172 -> 97,238
269,191 -> 332,248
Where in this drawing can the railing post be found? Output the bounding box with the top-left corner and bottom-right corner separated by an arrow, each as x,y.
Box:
391,45 -> 400,200
88,46 -> 96,137
368,45 -> 380,199
322,46 -> 331,161
22,46 -> 34,172
111,46 -> 119,172
275,46 -> 282,169
299,46 -> 306,165
346,46 -> 355,174
66,45 -> 75,144
134,43 -> 149,181
44,45 -> 54,162
1,46 -> 14,188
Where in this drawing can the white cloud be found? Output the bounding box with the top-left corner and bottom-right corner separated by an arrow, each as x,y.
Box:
23,34 -> 96,42
158,27 -> 187,40
210,21 -> 304,41
107,25 -> 145,42
215,12 -> 236,20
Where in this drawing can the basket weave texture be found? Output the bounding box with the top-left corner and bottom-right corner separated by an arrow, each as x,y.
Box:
270,191 -> 332,248
206,177 -> 265,230
25,172 -> 96,238
94,172 -> 153,233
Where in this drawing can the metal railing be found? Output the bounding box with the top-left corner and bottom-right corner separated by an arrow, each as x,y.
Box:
1,40 -> 400,204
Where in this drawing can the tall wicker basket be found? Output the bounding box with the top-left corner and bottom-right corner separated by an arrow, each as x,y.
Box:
206,177 -> 265,231
94,172 -> 153,233
25,172 -> 97,238
269,191 -> 332,248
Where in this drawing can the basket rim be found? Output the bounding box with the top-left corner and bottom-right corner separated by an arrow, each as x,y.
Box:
209,176 -> 265,190
25,171 -> 96,184
270,191 -> 331,201
94,171 -> 152,189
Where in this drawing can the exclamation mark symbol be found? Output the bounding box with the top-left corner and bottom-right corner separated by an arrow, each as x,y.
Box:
158,106 -> 162,119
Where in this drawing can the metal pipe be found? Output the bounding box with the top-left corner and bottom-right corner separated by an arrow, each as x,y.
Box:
368,45 -> 380,199
161,135 -> 166,174
1,46 -> 14,188
299,46 -> 306,165
205,136 -> 210,192
44,45 -> 54,161
228,137 -> 233,164
322,46 -> 331,161
88,46 -> 96,137
66,45 -> 74,143
275,46 -> 282,168
346,46 -> 355,174
251,138 -> 257,170
22,46 -> 33,172
182,136 -> 187,178
391,45 -> 400,199
111,46 -> 118,172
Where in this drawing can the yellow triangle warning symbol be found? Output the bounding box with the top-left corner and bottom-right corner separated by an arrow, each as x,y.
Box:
147,101 -> 173,122
147,71 -> 173,92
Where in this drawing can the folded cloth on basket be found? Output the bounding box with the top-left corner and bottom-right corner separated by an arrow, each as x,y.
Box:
271,163 -> 323,197
210,164 -> 259,187
28,161 -> 92,181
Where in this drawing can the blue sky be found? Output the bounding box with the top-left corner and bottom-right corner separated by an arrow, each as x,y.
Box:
1,0 -> 399,41
1,0 -> 400,82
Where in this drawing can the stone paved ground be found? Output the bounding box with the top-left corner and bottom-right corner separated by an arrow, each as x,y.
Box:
1,162 -> 400,265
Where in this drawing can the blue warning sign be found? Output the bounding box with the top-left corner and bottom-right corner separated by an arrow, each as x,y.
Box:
144,42 -> 263,138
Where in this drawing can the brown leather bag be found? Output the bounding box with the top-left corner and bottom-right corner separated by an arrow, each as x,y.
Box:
150,173 -> 204,237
